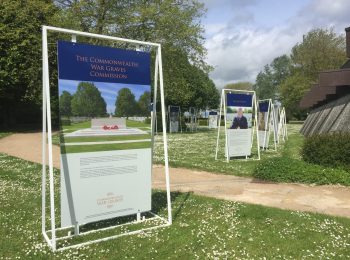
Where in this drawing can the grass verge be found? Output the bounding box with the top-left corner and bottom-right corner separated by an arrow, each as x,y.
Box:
153,126 -> 286,177
154,124 -> 350,185
253,157 -> 350,186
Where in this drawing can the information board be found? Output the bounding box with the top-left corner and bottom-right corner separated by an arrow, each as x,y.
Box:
225,93 -> 253,157
57,41 -> 152,227
208,111 -> 218,129
168,105 -> 180,133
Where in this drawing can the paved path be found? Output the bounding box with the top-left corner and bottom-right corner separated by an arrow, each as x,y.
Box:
1,132 -> 350,218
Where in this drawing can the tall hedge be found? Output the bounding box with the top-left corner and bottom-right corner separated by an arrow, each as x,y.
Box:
302,132 -> 350,170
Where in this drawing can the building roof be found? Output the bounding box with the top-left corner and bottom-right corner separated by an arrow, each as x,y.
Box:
299,69 -> 350,108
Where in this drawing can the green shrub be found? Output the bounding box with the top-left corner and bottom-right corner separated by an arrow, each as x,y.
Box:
302,132 -> 350,170
144,118 -> 151,124
253,157 -> 350,186
60,119 -> 71,126
198,119 -> 208,126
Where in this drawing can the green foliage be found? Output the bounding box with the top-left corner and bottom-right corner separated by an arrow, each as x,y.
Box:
55,0 -> 207,68
224,82 -> 253,91
253,157 -> 350,186
302,133 -> 350,170
1,0 -> 218,128
56,0 -> 219,111
144,118 -> 151,124
280,28 -> 346,119
71,82 -> 107,117
198,119 -> 208,126
0,0 -> 58,127
255,28 -> 346,120
59,91 -> 72,117
291,28 -> 346,80
254,55 -> 291,100
279,72 -> 310,120
162,47 -> 220,110
60,119 -> 71,126
254,128 -> 350,185
138,91 -> 151,116
115,88 -> 138,117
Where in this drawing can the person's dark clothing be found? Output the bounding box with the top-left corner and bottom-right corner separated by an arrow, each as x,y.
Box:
230,116 -> 248,129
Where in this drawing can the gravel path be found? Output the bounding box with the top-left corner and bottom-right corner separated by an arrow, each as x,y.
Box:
1,132 -> 350,218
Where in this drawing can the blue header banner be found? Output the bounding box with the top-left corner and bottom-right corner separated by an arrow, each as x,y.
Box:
57,41 -> 150,85
209,111 -> 218,115
259,101 -> 269,112
226,93 -> 253,107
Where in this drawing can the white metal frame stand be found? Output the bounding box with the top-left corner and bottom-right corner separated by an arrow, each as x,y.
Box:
275,105 -> 281,143
278,107 -> 288,142
270,102 -> 278,150
258,99 -> 277,151
215,89 -> 260,162
42,26 -> 172,251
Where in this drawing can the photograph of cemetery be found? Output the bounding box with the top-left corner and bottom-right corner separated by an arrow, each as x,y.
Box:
58,80 -> 151,153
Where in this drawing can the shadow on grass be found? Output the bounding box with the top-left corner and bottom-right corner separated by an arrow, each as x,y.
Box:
77,191 -> 189,233
152,190 -> 191,221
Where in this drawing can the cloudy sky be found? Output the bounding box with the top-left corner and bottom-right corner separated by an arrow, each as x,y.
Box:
200,0 -> 350,88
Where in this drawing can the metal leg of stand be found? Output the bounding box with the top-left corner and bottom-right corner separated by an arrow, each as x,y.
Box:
137,213 -> 141,222
74,222 -> 80,235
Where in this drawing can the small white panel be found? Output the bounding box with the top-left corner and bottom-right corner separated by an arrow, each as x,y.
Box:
226,129 -> 252,157
61,148 -> 152,227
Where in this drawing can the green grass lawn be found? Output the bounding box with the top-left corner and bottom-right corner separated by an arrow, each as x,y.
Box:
153,125 -> 287,177
1,153 -> 350,259
154,124 -> 350,185
61,121 -> 91,133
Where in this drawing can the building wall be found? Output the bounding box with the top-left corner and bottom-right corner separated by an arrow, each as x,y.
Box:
300,94 -> 350,136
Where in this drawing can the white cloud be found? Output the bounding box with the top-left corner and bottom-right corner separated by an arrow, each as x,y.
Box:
203,0 -> 350,88
205,26 -> 299,87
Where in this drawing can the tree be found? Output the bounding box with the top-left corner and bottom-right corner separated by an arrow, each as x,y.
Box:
254,55 -> 291,100
71,82 -> 106,117
55,0 -> 218,111
54,0 -> 207,69
1,0 -> 217,128
271,55 -> 291,99
279,28 -> 346,119
279,73 -> 310,120
115,88 -> 138,117
162,47 -> 219,110
138,91 -> 151,116
59,91 -> 72,117
224,82 -> 253,91
291,28 -> 346,80
0,0 -> 58,127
